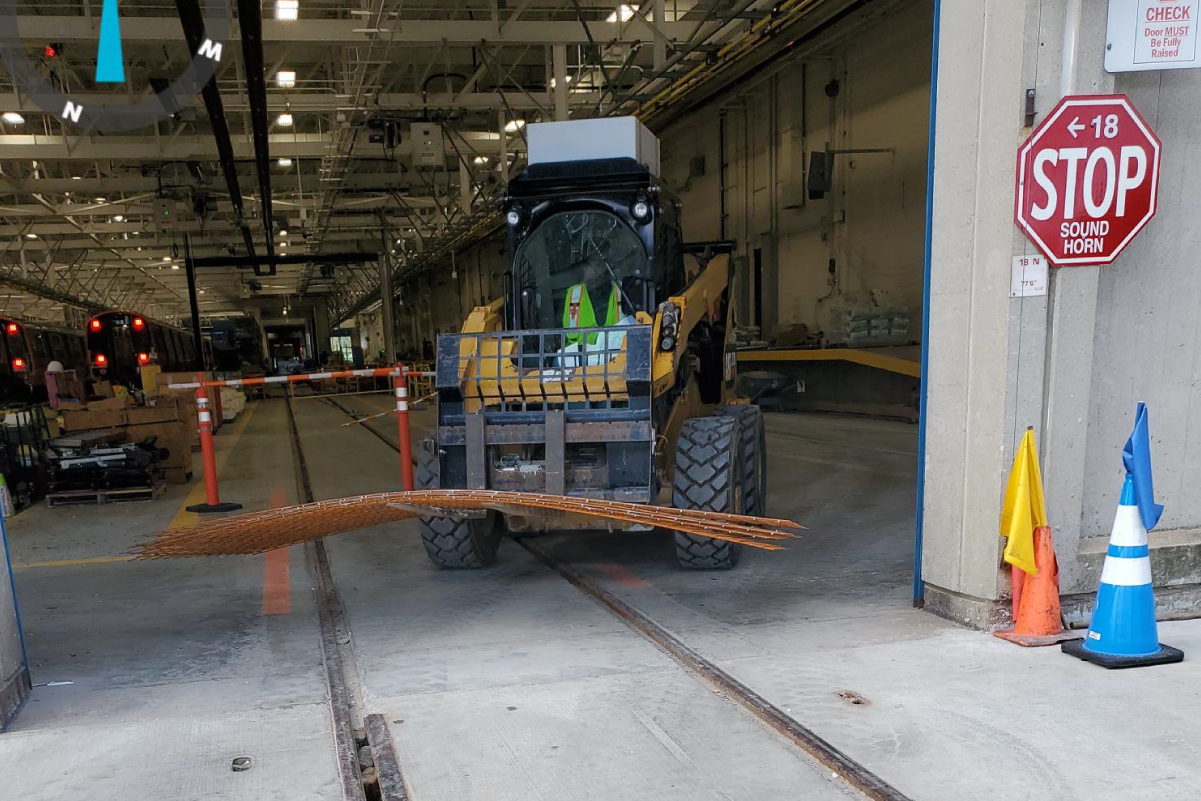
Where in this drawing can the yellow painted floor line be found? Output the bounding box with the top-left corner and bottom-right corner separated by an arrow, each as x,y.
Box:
166,402 -> 259,530
14,554 -> 135,570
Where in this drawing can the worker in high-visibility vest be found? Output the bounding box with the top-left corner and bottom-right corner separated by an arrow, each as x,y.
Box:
562,280 -> 621,346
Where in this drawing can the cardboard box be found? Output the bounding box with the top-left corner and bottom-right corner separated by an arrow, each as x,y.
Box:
125,420 -> 191,473
88,396 -> 130,412
139,364 -> 162,395
126,404 -> 181,426
162,466 -> 193,486
62,409 -> 127,431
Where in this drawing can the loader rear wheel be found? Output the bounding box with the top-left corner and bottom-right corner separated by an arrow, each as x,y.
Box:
673,415 -> 743,569
416,437 -> 501,569
715,404 -> 767,518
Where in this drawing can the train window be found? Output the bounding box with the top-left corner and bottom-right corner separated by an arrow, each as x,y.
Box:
29,332 -> 49,366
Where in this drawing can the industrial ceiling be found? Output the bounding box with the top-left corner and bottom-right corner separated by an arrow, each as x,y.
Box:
0,0 -> 859,326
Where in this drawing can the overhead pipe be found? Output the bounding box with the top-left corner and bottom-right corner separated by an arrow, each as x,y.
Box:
235,0 -> 277,277
173,0 -> 258,266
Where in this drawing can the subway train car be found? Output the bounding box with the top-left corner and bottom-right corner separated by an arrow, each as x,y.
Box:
0,316 -> 88,403
86,311 -> 202,386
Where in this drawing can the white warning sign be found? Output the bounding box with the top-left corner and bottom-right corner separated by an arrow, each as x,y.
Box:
1107,0 -> 1201,72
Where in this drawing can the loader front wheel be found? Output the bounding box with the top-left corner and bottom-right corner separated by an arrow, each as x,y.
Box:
673,416 -> 743,569
416,438 -> 501,568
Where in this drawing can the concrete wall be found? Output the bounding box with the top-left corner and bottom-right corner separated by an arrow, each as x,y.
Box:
656,1 -> 932,341
924,0 -> 1201,624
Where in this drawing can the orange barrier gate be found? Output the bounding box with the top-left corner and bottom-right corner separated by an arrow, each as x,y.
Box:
173,367 -> 431,512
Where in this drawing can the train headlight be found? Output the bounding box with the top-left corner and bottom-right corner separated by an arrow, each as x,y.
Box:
137,352 -> 150,365
11,357 -> 25,371
94,353 -> 107,366
5,323 -> 17,335
132,317 -> 145,330
506,208 -> 522,227
90,319 -> 102,332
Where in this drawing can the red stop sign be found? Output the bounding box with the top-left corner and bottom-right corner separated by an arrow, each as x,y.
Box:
1015,94 -> 1161,266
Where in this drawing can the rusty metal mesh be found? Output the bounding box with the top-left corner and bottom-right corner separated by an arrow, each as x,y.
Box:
134,490 -> 802,559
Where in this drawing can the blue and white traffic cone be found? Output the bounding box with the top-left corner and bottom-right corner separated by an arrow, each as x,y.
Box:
1062,472 -> 1183,668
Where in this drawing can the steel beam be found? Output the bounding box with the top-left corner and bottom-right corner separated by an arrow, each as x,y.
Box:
15,18 -> 692,45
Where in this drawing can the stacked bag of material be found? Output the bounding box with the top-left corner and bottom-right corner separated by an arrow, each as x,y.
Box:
219,387 -> 246,422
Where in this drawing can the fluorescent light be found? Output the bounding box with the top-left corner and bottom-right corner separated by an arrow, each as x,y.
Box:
277,70 -> 296,88
549,75 -> 573,88
277,157 -> 292,167
607,4 -> 638,22
24,233 -> 36,239
2,112 -> 24,124
171,264 -> 180,270
473,155 -> 490,164
275,0 -> 298,21
279,229 -> 288,236
504,119 -> 525,133
278,113 -> 293,126
162,256 -> 172,262
112,214 -> 124,222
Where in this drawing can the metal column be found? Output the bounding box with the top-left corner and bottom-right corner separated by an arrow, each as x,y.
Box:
379,227 -> 396,363
183,233 -> 206,371
552,44 -> 569,121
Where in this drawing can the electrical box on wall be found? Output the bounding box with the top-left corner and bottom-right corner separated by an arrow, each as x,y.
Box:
410,122 -> 445,167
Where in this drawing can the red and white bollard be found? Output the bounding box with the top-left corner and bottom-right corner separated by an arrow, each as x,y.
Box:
186,374 -> 242,513
395,363 -> 415,491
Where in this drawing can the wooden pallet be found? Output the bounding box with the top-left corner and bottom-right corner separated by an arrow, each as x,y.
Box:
46,480 -> 167,508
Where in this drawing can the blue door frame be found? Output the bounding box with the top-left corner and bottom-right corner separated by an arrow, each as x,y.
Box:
913,0 -> 942,606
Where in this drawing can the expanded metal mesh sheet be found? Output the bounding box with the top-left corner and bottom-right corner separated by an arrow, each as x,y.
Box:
134,490 -> 802,559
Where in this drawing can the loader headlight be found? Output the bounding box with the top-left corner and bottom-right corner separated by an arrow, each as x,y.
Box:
631,199 -> 652,223
506,208 -> 522,227
659,335 -> 675,351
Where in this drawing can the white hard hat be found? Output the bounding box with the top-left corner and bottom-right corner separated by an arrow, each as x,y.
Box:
46,360 -> 64,373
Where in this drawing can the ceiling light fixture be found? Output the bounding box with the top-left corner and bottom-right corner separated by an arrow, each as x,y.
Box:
278,112 -> 293,126
606,3 -> 638,22
275,0 -> 298,21
277,157 -> 292,167
276,70 -> 296,88
113,214 -> 124,222
2,112 -> 24,124
24,232 -> 36,239
503,119 -> 525,133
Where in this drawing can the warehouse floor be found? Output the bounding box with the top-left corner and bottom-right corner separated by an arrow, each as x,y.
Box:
2,395 -> 1199,800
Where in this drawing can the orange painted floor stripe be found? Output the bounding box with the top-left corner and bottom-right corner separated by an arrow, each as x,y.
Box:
261,486 -> 292,615
594,562 -> 651,588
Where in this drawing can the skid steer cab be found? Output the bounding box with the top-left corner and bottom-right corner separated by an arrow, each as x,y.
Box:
418,117 -> 766,570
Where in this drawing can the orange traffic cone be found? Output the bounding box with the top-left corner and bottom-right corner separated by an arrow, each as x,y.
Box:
995,526 -> 1081,647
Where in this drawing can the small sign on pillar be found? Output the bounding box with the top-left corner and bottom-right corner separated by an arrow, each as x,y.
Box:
1010,255 -> 1048,297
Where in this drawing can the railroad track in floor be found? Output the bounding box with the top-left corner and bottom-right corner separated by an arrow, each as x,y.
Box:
285,395 -> 410,801
313,392 -> 912,801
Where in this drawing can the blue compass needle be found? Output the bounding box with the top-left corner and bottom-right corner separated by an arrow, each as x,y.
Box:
96,0 -> 124,82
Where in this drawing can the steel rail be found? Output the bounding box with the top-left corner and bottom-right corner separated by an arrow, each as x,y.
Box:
326,396 -> 905,800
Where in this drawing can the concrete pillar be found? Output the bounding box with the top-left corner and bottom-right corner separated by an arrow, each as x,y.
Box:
923,0 -> 1119,625
552,43 -> 569,121
1,516 -> 29,730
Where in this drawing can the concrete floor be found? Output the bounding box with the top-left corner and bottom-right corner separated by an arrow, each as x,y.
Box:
1,392 -> 1199,800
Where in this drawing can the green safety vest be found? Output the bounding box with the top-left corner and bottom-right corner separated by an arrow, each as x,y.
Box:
562,282 -> 620,346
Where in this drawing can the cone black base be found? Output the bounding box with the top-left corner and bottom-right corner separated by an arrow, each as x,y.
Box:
186,501 -> 243,513
1062,638 -> 1184,669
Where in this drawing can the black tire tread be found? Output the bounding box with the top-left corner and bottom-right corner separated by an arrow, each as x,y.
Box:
715,403 -> 766,517
416,438 -> 500,568
673,415 -> 742,569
